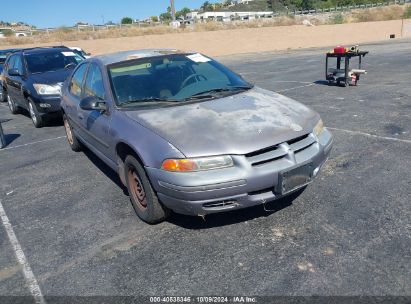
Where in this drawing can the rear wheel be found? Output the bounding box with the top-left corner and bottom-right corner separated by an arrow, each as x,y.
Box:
7,94 -> 19,114
28,99 -> 44,128
125,155 -> 169,224
63,114 -> 83,152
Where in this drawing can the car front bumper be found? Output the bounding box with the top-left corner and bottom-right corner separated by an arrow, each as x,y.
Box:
32,95 -> 62,115
146,129 -> 333,216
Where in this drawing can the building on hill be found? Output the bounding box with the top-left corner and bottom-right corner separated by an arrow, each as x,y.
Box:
196,10 -> 273,22
190,0 -> 272,23
233,0 -> 256,4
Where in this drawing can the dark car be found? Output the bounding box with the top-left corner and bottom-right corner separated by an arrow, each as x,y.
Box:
0,49 -> 20,102
61,49 -> 333,224
3,47 -> 84,127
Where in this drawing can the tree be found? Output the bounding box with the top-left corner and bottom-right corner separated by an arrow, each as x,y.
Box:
121,17 -> 133,24
176,7 -> 191,18
160,12 -> 172,22
151,16 -> 159,23
301,0 -> 314,9
201,1 -> 212,11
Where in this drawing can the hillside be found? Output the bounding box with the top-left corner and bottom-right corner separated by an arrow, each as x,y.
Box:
2,19 -> 408,57
222,0 -> 272,11
211,0 -> 390,12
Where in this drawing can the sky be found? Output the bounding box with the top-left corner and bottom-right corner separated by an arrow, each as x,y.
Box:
0,0 -> 213,28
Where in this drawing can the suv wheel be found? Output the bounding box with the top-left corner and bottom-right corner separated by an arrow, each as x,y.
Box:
124,155 -> 169,224
63,114 -> 83,152
0,87 -> 5,102
28,99 -> 44,128
7,94 -> 19,114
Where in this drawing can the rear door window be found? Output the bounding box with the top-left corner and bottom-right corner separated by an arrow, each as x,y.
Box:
69,63 -> 88,98
6,55 -> 17,72
13,56 -> 24,74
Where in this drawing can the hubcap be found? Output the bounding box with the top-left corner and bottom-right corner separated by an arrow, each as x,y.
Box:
7,95 -> 14,111
64,118 -> 74,145
29,103 -> 37,124
128,169 -> 147,210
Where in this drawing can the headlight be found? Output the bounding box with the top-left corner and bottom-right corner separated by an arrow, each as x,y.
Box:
161,156 -> 233,172
313,119 -> 325,137
33,83 -> 61,95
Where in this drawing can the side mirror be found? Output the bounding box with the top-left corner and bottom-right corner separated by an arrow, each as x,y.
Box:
8,68 -> 21,76
80,96 -> 107,113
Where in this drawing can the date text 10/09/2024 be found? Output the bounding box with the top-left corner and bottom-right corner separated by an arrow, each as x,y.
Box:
149,296 -> 257,303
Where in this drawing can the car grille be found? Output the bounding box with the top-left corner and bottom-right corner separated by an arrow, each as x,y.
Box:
246,133 -> 316,166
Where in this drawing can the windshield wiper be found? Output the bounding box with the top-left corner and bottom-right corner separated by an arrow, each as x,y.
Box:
182,94 -> 216,101
120,97 -> 179,106
191,86 -> 253,97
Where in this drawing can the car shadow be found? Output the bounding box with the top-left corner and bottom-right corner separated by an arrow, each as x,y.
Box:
167,188 -> 305,230
82,148 -> 129,195
20,110 -> 63,127
80,147 -> 304,229
45,116 -> 64,127
314,80 -> 331,86
4,133 -> 20,146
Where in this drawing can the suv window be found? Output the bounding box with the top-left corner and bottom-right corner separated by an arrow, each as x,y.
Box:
7,55 -> 17,72
13,56 -> 24,74
84,64 -> 105,100
69,63 -> 88,98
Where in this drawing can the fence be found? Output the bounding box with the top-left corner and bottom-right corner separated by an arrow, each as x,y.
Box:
288,0 -> 409,16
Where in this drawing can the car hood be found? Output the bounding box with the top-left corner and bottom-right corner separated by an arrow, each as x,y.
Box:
29,69 -> 72,85
124,87 -> 320,157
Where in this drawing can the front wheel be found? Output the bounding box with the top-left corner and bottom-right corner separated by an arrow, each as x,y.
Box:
7,94 -> 19,114
0,87 -> 5,102
63,114 -> 83,152
124,155 -> 169,224
28,99 -> 44,128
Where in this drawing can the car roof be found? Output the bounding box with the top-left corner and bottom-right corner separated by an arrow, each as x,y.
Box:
94,49 -> 191,66
0,45 -> 70,54
0,48 -> 20,54
11,46 -> 71,55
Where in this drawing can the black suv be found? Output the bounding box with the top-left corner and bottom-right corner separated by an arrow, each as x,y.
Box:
0,49 -> 20,102
3,47 -> 84,127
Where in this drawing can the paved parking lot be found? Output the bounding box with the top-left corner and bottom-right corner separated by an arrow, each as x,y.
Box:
0,40 -> 410,302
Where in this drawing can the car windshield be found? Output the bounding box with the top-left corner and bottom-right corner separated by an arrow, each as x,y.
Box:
0,54 -> 7,64
108,54 -> 252,107
25,50 -> 84,74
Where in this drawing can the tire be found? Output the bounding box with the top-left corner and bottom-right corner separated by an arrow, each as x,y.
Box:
0,87 -> 5,102
124,155 -> 169,224
63,114 -> 83,152
28,99 -> 44,128
7,93 -> 19,114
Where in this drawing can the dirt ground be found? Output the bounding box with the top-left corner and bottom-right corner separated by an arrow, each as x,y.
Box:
3,19 -> 411,56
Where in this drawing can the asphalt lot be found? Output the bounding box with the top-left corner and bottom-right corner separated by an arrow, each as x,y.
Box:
0,40 -> 410,302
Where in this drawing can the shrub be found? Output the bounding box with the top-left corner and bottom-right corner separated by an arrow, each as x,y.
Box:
0,29 -> 14,37
329,13 -> 345,24
121,17 -> 133,25
403,6 -> 411,19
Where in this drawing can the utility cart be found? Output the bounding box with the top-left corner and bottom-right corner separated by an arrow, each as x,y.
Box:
326,47 -> 368,87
